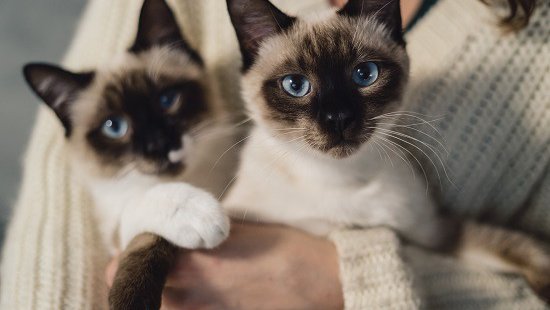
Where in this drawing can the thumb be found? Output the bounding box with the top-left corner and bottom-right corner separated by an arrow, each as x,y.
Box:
105,256 -> 120,288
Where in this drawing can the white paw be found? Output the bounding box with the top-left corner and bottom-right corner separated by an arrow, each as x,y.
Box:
165,188 -> 230,249
119,183 -> 230,250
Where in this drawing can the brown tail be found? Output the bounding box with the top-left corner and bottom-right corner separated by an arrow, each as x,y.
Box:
109,233 -> 178,310
455,222 -> 550,302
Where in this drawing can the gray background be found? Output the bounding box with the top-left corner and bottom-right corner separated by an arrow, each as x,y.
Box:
0,0 -> 85,240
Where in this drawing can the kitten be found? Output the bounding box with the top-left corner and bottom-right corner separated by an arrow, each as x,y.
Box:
23,0 -> 235,308
224,0 -> 550,298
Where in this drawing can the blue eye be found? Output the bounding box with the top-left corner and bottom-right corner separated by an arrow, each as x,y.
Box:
101,116 -> 129,139
281,75 -> 311,97
352,62 -> 379,87
159,90 -> 180,110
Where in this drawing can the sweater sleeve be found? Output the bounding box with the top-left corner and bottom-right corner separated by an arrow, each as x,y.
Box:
330,228 -> 548,309
329,228 -> 421,309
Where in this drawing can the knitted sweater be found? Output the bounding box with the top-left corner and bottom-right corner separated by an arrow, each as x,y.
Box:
1,0 -> 548,309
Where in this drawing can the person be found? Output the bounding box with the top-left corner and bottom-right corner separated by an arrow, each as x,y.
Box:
1,0 -> 548,309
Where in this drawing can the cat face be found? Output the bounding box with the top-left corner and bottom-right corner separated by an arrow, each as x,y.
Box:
73,49 -> 208,177
228,0 -> 409,158
24,0 -> 216,177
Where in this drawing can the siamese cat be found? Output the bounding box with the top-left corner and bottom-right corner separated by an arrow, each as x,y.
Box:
224,0 -> 550,299
23,0 -> 235,309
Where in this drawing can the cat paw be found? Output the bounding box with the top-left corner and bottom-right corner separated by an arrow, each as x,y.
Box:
119,183 -> 230,250
167,190 -> 230,249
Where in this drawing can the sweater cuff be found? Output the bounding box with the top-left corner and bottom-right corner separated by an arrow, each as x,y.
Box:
329,228 -> 420,309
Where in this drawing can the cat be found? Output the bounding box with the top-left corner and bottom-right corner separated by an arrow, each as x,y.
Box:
224,0 -> 550,299
22,0 -> 237,308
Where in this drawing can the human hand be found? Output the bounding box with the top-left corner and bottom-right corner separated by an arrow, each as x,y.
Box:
107,222 -> 343,310
329,0 -> 347,7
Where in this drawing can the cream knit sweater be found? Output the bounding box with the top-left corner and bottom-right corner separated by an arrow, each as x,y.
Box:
1,0 -> 549,309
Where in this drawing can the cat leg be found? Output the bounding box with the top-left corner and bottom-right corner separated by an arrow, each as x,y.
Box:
109,233 -> 177,310
119,182 -> 230,250
113,184 -> 229,310
456,222 -> 550,302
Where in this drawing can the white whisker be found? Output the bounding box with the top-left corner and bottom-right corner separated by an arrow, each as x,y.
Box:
218,174 -> 238,200
371,139 -> 384,161
374,130 -> 443,188
380,129 -> 455,189
378,110 -> 445,119
210,135 -> 253,173
375,136 -> 415,178
374,127 -> 448,158
286,135 -> 307,144
375,127 -> 455,187
374,134 -> 430,193
373,112 -> 444,137
273,127 -> 306,131
373,140 -> 393,167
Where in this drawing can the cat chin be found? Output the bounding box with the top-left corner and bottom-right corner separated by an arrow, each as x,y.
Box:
272,131 -> 365,160
135,161 -> 186,178
307,135 -> 373,159
324,144 -> 361,159
289,139 -> 362,160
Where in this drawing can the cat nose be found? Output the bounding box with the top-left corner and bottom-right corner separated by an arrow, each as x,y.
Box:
144,133 -> 171,156
144,139 -> 168,155
324,110 -> 355,135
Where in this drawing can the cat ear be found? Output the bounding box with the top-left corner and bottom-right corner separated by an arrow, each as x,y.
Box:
338,0 -> 404,45
23,63 -> 94,136
226,0 -> 296,70
130,0 -> 202,64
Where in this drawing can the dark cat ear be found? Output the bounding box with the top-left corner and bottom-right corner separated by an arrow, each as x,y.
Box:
23,63 -> 94,136
226,0 -> 296,71
338,0 -> 404,45
130,0 -> 202,65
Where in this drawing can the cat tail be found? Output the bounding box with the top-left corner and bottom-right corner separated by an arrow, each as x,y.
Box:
453,221 -> 550,302
109,233 -> 178,310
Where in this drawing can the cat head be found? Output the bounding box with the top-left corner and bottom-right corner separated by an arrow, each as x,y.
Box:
227,0 -> 409,158
24,0 -> 216,178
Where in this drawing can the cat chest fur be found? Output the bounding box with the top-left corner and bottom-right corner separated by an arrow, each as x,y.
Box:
223,127 -> 431,237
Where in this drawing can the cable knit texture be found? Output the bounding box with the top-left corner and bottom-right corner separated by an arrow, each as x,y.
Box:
1,0 -> 549,309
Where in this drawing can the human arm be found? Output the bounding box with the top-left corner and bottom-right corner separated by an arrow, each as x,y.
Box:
108,222 -> 344,310
107,222 -> 548,310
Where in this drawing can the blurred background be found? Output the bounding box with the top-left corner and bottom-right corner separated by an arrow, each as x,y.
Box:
0,0 -> 85,242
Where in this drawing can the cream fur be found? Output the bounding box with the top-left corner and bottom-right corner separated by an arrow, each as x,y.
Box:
223,10 -> 445,248
66,46 -> 235,254
224,126 -> 447,247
